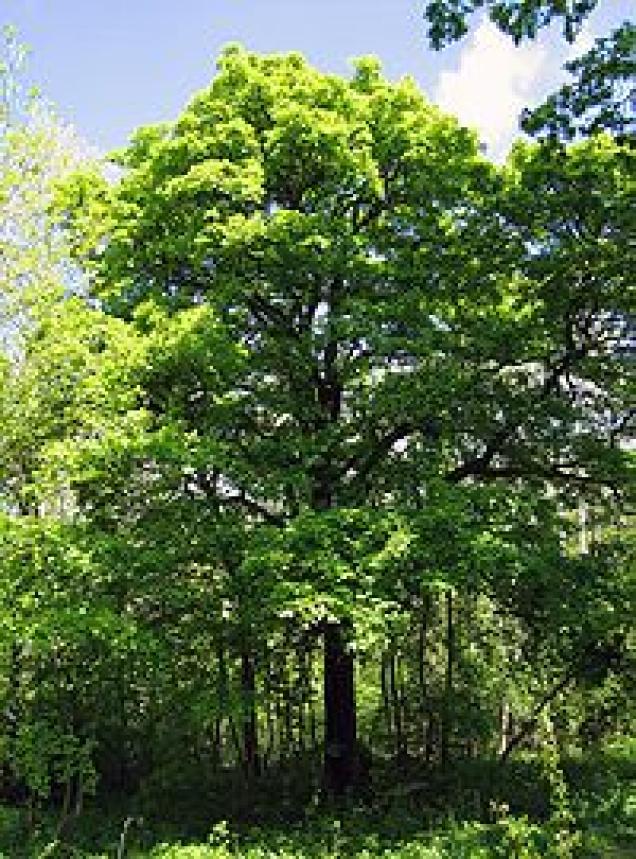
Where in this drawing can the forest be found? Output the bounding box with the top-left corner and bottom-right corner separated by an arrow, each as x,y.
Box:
0,2 -> 634,857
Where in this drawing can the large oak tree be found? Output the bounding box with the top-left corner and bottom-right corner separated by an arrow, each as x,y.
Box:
54,47 -> 633,793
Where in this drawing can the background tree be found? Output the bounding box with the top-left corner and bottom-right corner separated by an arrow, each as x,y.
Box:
424,2 -> 635,142
0,25 -> 88,356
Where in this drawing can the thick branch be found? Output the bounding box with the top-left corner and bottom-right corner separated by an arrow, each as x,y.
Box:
445,428 -> 509,483
195,470 -> 286,526
500,670 -> 576,763
473,463 -> 614,489
221,492 -> 286,526
343,422 -> 413,487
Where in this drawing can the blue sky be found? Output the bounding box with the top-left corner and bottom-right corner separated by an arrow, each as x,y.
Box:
4,0 -> 632,161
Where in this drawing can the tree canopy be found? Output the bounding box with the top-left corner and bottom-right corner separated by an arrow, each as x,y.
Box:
0,36 -> 634,853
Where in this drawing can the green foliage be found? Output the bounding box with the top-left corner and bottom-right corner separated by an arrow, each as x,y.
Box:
0,27 -> 89,345
424,2 -> 635,142
425,1 -> 598,48
1,739 -> 635,855
0,515 -> 109,800
0,36 -> 633,857
521,22 -> 636,142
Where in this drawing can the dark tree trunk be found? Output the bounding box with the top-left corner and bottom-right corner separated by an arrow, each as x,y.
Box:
213,640 -> 227,767
323,621 -> 356,795
441,589 -> 454,768
398,652 -> 409,759
298,644 -> 308,753
389,647 -> 406,761
276,650 -> 286,759
309,648 -> 318,751
381,652 -> 393,741
264,654 -> 276,769
313,329 -> 360,793
241,649 -> 259,777
499,701 -> 512,758
418,608 -> 428,756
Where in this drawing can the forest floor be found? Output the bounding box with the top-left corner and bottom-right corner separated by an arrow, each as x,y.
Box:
1,743 -> 634,858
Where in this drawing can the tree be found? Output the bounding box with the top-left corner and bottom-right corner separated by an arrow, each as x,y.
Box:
0,25 -> 87,356
521,21 -> 635,142
53,46 -> 632,797
424,2 -> 635,142
0,29 -> 116,822
426,1 -> 601,45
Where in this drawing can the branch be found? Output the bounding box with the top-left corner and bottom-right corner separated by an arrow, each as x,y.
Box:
454,460 -> 613,490
194,470 -> 286,526
610,406 -> 636,448
500,670 -> 576,764
221,492 -> 286,526
447,299 -> 603,485
445,428 -> 509,483
343,422 -> 413,487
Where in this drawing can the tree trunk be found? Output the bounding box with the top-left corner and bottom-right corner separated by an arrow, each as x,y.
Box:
441,589 -> 453,768
323,621 -> 356,795
499,701 -> 512,757
263,653 -> 276,769
418,607 -> 428,756
214,640 -> 227,767
381,652 -> 393,743
312,456 -> 358,794
241,648 -> 259,777
309,648 -> 318,751
389,646 -> 406,761
298,644 -> 308,754
398,651 -> 409,760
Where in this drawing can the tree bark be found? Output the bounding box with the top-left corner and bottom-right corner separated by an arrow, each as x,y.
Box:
241,648 -> 259,777
441,589 -> 454,768
298,643 -> 308,753
499,701 -> 512,757
418,606 -> 428,756
500,671 -> 576,763
263,652 -> 276,769
381,652 -> 393,742
313,319 -> 357,794
389,646 -> 406,761
323,621 -> 356,795
213,640 -> 227,767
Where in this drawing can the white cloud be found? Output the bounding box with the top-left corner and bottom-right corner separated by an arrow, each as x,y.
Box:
433,18 -> 600,161
434,21 -> 547,161
564,20 -> 595,63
